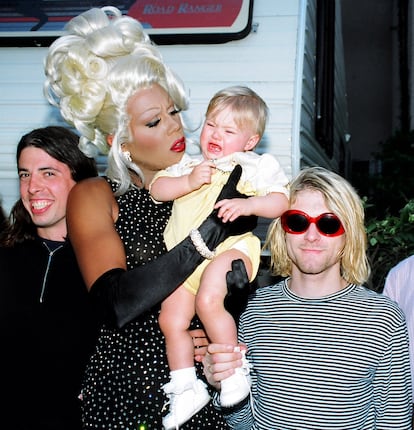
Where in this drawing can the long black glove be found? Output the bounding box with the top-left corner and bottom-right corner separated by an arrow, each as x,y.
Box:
224,259 -> 258,323
90,165 -> 258,328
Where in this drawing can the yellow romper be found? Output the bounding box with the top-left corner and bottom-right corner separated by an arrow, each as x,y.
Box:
151,151 -> 289,294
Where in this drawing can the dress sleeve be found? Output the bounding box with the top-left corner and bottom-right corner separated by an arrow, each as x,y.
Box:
238,152 -> 289,198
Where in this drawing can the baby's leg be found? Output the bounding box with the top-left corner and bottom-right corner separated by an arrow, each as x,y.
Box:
195,249 -> 253,345
196,250 -> 254,409
160,286 -> 211,428
159,285 -> 195,370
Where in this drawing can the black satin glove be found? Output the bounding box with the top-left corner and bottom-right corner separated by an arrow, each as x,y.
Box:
90,165 -> 258,328
197,165 -> 257,247
224,259 -> 257,323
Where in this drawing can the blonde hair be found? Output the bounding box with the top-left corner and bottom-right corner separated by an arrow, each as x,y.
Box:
44,6 -> 189,194
206,86 -> 268,141
264,166 -> 371,285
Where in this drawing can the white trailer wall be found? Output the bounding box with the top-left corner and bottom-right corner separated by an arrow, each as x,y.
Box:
0,0 -> 301,215
0,0 -> 349,221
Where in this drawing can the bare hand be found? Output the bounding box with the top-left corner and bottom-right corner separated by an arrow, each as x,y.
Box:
188,160 -> 215,190
214,198 -> 253,222
190,328 -> 209,362
202,343 -> 247,390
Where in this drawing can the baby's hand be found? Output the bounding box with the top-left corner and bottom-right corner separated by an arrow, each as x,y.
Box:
188,160 -> 215,190
214,198 -> 253,222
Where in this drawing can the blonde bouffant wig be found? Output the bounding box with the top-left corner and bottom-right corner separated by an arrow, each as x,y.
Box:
44,6 -> 189,194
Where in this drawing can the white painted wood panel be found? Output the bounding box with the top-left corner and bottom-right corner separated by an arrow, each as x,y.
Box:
0,0 -> 349,225
0,0 -> 301,214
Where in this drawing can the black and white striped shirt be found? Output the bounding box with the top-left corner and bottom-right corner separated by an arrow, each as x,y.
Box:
224,279 -> 412,429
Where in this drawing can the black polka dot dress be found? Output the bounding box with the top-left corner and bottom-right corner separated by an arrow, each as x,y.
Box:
81,180 -> 228,429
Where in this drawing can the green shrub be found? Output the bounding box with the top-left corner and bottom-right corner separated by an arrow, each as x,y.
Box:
365,199 -> 414,292
352,130 -> 414,292
366,130 -> 414,219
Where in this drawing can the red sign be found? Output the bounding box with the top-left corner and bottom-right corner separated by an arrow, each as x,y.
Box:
0,0 -> 252,46
128,0 -> 246,30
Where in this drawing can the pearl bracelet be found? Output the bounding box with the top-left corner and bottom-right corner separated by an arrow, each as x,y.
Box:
190,229 -> 217,260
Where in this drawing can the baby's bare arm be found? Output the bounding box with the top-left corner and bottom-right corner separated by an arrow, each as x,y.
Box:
215,192 -> 289,222
150,160 -> 215,202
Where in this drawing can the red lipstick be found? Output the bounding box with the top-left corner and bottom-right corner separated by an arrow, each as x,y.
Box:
171,137 -> 186,153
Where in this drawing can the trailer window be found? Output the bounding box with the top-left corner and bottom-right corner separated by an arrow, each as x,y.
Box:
315,0 -> 335,158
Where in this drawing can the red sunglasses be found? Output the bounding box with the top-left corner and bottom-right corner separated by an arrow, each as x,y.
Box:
281,210 -> 345,237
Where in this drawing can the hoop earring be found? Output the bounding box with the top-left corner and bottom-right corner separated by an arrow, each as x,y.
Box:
122,150 -> 132,162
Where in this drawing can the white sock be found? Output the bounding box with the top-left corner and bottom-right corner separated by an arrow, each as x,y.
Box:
170,366 -> 197,388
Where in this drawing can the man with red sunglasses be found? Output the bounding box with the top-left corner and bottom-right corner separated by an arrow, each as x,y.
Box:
202,166 -> 412,429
